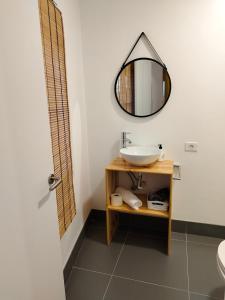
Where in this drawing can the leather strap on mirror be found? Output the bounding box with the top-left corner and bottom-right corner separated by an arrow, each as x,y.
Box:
122,32 -> 166,68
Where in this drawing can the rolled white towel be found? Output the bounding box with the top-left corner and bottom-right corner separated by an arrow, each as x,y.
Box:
115,187 -> 142,210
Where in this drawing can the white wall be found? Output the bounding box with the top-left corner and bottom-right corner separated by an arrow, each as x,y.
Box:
79,0 -> 225,226
54,0 -> 91,267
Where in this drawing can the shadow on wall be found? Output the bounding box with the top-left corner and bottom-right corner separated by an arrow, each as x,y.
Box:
81,197 -> 92,223
38,192 -> 51,209
92,177 -> 105,210
110,139 -> 121,158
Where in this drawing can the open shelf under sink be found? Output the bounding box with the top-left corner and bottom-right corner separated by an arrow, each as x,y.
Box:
107,193 -> 169,219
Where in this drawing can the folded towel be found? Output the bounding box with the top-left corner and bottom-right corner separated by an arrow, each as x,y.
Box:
149,188 -> 169,202
115,187 -> 142,210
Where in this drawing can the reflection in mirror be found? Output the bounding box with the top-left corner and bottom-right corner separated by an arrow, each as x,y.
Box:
115,58 -> 171,117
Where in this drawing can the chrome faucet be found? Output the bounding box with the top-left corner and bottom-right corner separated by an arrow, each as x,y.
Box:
121,131 -> 132,148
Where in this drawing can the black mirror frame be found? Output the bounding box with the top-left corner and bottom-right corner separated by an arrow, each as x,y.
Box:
114,57 -> 172,118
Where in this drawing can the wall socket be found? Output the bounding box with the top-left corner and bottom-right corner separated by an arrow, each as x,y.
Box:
185,142 -> 198,152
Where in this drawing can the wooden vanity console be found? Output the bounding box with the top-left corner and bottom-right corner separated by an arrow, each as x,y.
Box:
105,157 -> 173,255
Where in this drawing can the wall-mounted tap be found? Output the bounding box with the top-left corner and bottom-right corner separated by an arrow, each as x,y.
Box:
121,131 -> 132,148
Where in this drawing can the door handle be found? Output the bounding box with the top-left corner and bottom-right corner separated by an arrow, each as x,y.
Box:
48,174 -> 62,192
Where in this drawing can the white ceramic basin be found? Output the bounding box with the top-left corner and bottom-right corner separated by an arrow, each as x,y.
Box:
120,146 -> 160,166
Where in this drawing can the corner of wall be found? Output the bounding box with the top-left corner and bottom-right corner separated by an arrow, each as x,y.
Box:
57,0 -> 92,267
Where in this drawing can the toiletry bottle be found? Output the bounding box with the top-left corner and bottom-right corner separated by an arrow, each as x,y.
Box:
158,144 -> 165,161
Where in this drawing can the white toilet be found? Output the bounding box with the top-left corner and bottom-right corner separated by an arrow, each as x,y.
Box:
217,240 -> 225,300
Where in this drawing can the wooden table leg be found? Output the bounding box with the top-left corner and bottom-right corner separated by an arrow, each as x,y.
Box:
106,209 -> 119,245
167,174 -> 173,255
168,218 -> 172,255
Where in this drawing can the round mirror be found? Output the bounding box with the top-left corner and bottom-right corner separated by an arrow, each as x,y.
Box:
115,58 -> 171,117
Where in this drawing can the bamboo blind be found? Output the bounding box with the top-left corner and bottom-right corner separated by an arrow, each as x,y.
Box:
39,0 -> 76,238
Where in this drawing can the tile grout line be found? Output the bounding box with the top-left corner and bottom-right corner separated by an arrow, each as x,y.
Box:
72,266 -> 111,277
71,265 -> 222,299
73,266 -> 112,276
112,274 -> 188,293
102,231 -> 129,300
73,265 -> 186,293
73,225 -> 110,268
186,240 -> 221,248
65,236 -> 87,292
129,230 -> 220,247
129,230 -> 186,243
68,225 -> 223,300
73,265 -> 188,294
185,224 -> 191,300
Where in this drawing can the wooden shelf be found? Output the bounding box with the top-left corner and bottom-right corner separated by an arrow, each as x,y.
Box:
107,197 -> 169,219
108,193 -> 169,218
106,157 -> 173,175
105,157 -> 173,255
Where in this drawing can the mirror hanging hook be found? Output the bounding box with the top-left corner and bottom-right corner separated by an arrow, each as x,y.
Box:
122,32 -> 166,68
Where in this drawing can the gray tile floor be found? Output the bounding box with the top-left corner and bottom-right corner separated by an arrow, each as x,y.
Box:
66,222 -> 224,300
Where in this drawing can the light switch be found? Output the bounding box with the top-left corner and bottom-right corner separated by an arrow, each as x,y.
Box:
185,142 -> 198,152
